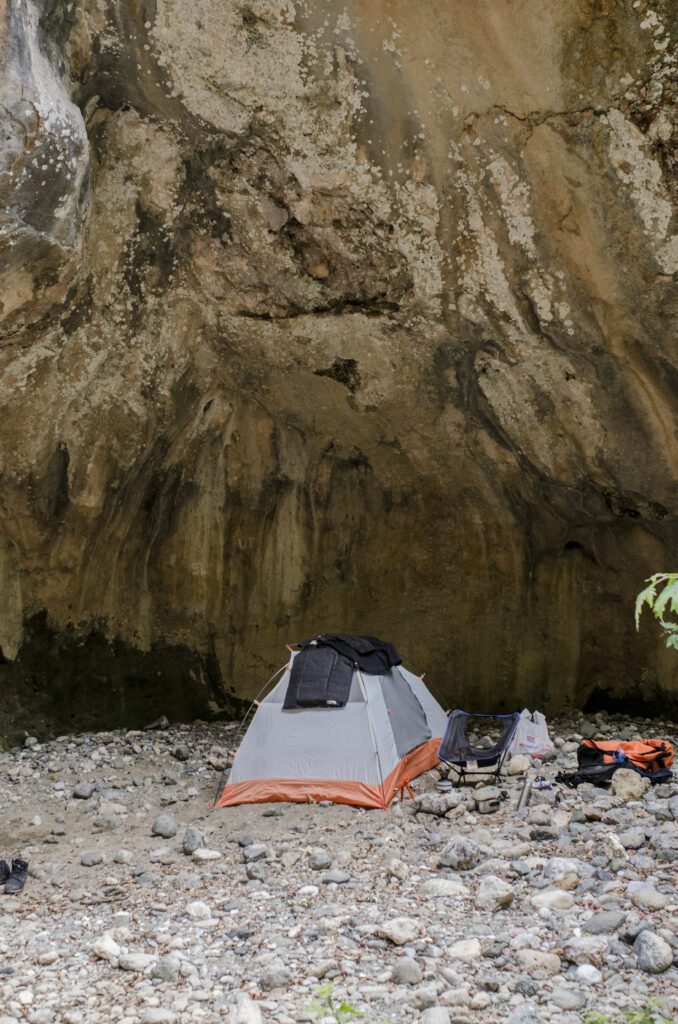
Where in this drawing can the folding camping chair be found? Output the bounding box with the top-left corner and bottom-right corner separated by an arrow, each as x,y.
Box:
438,709 -> 521,786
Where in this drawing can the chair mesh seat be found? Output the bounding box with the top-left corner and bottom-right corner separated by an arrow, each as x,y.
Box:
438,710 -> 521,783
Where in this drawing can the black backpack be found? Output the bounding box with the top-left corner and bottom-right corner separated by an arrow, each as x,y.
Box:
556,740 -> 673,788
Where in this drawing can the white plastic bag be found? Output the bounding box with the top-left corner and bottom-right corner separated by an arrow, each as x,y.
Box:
509,708 -> 554,759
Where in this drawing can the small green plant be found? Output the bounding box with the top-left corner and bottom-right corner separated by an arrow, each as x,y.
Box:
307,983 -> 362,1023
585,1000 -> 672,1024
635,572 -> 678,649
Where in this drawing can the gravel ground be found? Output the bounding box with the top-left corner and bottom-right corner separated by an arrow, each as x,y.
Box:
0,709 -> 677,1024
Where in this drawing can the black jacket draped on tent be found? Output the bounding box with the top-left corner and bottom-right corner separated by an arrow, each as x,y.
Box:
283,633 -> 402,709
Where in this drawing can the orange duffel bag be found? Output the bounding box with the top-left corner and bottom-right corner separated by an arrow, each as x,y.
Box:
579,738 -> 674,775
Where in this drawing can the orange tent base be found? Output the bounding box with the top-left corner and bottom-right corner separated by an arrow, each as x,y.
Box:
215,737 -> 442,810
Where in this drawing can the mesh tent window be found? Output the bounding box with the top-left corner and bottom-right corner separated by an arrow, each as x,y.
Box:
438,710 -> 521,785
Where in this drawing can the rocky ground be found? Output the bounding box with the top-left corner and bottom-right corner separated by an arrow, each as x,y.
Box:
0,710 -> 677,1024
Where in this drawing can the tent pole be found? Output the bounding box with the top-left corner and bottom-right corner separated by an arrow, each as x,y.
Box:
356,668 -> 388,809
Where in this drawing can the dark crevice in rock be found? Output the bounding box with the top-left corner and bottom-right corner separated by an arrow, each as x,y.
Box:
72,4 -> 195,132
603,490 -> 669,521
236,297 -> 401,320
37,3 -> 81,75
32,443 -> 70,522
0,611 -> 247,747
175,137 -> 239,241
486,103 -> 614,130
584,684 -> 675,718
314,358 -> 361,392
60,274 -> 95,335
120,201 -> 176,321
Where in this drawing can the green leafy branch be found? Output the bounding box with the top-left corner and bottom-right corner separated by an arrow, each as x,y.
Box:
585,999 -> 672,1024
635,573 -> 678,650
307,983 -> 362,1024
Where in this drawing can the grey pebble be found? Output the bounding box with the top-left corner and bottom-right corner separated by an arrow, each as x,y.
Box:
73,782 -> 95,800
308,850 -> 333,870
322,870 -> 351,885
80,850 -> 104,867
392,958 -> 423,985
182,826 -> 204,855
582,910 -> 627,935
242,843 -> 267,863
151,812 -> 177,839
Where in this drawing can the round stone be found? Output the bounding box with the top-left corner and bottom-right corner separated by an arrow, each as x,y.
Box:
92,934 -> 120,962
151,812 -> 177,838
151,955 -> 181,982
73,782 -> 95,799
308,850 -> 333,870
412,983 -> 437,1009
531,889 -> 574,911
448,938 -> 481,961
515,949 -> 561,976
376,917 -> 421,946
118,952 -> 154,972
186,900 -> 211,919
630,887 -> 669,911
322,869 -> 351,885
420,1009 -> 451,1024
475,874 -> 514,912
552,987 -> 586,1010
192,848 -> 222,862
634,931 -> 674,974
575,965 -> 602,984
80,851 -> 104,867
422,878 -> 469,899
438,837 -> 483,871
582,910 -> 626,934
508,754 -> 531,775
139,1011 -> 178,1024
246,862 -> 266,881
242,843 -> 267,863
182,826 -> 204,855
259,965 -> 292,991
392,958 -> 423,985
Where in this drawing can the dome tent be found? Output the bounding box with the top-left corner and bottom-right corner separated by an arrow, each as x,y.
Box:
215,638 -> 448,810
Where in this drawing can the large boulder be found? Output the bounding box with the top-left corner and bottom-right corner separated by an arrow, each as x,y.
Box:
0,2 -> 677,739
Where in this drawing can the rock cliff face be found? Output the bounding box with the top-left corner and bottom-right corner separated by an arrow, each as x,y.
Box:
0,0 -> 676,740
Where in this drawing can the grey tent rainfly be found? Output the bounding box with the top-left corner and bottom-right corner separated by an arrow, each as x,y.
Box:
215,634 -> 448,810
